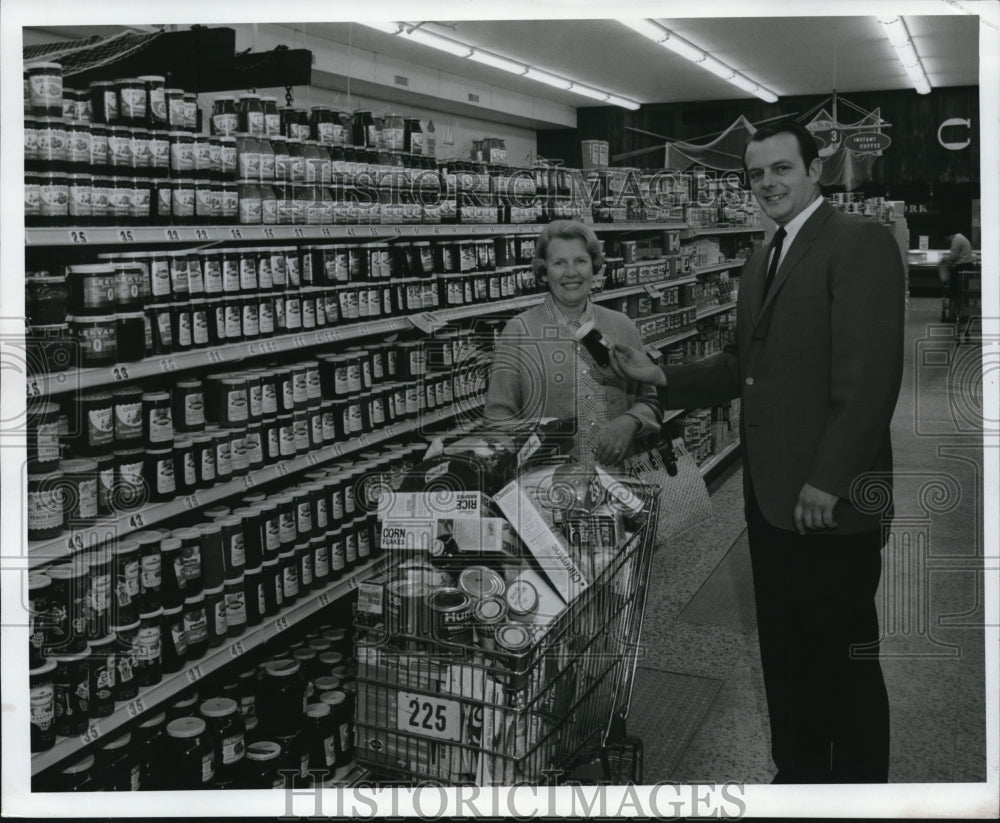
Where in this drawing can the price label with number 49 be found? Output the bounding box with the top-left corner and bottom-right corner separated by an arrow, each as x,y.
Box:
397,692 -> 462,741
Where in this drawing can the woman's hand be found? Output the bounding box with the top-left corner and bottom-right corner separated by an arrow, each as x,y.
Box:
595,414 -> 639,465
609,343 -> 667,387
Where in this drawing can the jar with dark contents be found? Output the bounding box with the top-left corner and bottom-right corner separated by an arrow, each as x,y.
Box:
30,659 -> 58,752
203,585 -> 228,648
134,607 -> 163,687
85,633 -> 117,718
183,592 -> 209,661
96,731 -> 141,790
160,604 -> 187,673
260,659 -> 307,738
135,711 -> 169,789
200,697 -> 246,778
52,646 -> 91,737
112,619 -> 139,701
165,717 -> 216,789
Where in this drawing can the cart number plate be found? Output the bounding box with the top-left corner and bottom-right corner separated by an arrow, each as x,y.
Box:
397,692 -> 462,742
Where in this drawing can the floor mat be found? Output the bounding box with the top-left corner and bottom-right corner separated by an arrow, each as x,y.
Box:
678,530 -> 758,633
625,667 -> 724,781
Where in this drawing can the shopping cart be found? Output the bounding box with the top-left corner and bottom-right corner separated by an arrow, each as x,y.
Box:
352,481 -> 659,785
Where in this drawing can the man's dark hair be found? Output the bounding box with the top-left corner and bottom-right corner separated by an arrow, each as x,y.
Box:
744,119 -> 821,171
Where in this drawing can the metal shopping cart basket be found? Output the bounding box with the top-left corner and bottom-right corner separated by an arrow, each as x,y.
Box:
352,481 -> 659,786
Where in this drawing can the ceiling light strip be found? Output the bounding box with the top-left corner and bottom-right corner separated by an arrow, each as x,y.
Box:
877,16 -> 931,94
360,22 -> 640,109
616,18 -> 778,103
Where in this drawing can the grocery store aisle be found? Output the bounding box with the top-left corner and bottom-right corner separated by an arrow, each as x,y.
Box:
629,297 -> 987,785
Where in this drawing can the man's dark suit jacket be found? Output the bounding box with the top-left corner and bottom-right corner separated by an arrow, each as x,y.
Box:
663,200 -> 905,534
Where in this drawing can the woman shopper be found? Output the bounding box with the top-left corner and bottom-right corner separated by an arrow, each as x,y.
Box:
483,220 -> 660,467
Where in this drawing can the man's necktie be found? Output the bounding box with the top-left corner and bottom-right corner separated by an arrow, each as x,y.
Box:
762,226 -> 787,298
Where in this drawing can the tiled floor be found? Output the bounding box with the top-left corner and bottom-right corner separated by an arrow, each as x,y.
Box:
629,298 -> 987,784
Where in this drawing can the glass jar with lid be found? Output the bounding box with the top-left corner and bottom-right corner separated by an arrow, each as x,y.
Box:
310,107 -> 336,144
238,94 -> 265,135
261,96 -> 280,136
403,117 -> 424,155
383,113 -> 404,151
115,78 -> 147,126
89,80 -> 118,125
286,139 -> 306,183
211,96 -> 238,136
271,136 -> 290,182
138,75 -> 167,127
352,110 -> 376,149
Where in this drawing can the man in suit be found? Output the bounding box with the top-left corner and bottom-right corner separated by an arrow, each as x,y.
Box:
611,120 -> 904,783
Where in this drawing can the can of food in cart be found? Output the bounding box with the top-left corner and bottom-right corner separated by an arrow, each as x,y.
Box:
457,566 -> 505,603
473,596 -> 507,652
427,587 -> 473,647
386,577 -> 429,649
494,623 -> 532,694
504,578 -> 538,622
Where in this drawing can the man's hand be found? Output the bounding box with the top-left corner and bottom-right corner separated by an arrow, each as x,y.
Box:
793,483 -> 840,535
594,414 -> 639,465
609,343 -> 667,387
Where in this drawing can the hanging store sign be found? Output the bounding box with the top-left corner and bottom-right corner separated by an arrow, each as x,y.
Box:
843,131 -> 892,154
937,118 -> 972,150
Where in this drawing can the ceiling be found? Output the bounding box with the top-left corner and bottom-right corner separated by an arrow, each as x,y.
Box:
288,15 -> 980,107
23,13 -> 981,113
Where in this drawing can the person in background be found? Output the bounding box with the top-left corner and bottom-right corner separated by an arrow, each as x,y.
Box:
938,227 -> 973,321
483,220 -> 660,467
610,120 -> 904,783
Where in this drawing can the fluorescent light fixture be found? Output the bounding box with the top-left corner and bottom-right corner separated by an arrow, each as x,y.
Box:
398,27 -> 473,57
698,55 -> 736,80
361,22 -> 640,109
523,68 -> 573,90
360,21 -> 403,34
467,49 -> 526,74
877,16 -> 931,94
605,94 -> 641,111
659,31 -> 706,62
570,84 -> 611,102
617,19 -> 777,102
616,18 -> 669,42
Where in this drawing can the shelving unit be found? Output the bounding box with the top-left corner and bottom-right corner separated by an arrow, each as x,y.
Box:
30,552 -> 390,775
25,208 -> 760,779
25,221 -> 692,249
27,398 -> 484,568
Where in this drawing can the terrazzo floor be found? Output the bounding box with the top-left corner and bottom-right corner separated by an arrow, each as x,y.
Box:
628,297 -> 988,785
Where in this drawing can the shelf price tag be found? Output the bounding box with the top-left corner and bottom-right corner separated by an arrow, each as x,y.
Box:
127,697 -> 147,717
186,664 -> 204,684
229,228 -> 244,241
164,229 -> 182,242
26,379 -> 42,398
68,230 -> 89,244
194,228 -> 212,241
346,227 -> 357,238
181,493 -> 201,511
321,227 -> 332,238
263,227 -> 276,240
408,312 -> 444,335
397,692 -> 462,742
229,640 -> 247,658
129,513 -> 146,529
275,616 -> 290,632
118,229 -> 136,243
112,365 -> 131,382
159,357 -> 177,372
80,722 -> 102,745
318,591 -> 332,607
369,226 -> 380,237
